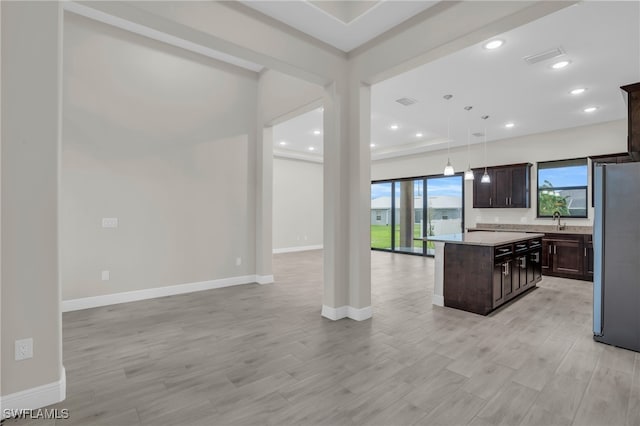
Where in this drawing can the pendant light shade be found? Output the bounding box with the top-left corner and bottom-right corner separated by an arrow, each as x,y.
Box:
444,159 -> 455,176
481,168 -> 491,183
443,94 -> 455,176
481,114 -> 491,184
465,168 -> 475,180
464,105 -> 474,181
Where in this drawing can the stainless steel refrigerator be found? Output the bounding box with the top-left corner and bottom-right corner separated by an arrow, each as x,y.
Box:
593,162 -> 640,352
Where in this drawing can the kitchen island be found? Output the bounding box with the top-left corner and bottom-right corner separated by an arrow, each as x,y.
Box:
428,232 -> 544,315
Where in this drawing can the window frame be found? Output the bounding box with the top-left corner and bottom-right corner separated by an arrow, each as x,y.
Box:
536,158 -> 589,219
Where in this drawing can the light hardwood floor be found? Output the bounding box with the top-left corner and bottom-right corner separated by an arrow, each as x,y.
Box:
15,250 -> 640,425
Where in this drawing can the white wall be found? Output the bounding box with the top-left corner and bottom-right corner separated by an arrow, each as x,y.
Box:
372,120 -> 627,229
61,13 -> 258,301
273,157 -> 323,251
1,1 -> 63,397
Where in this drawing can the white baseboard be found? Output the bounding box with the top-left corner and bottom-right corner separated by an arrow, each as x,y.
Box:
348,305 -> 373,321
256,275 -> 274,285
273,244 -> 323,254
1,367 -> 66,419
432,294 -> 444,307
321,305 -> 349,320
321,305 -> 372,321
62,275 -> 261,312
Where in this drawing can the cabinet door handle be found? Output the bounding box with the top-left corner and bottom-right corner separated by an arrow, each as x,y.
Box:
533,252 -> 540,262
520,257 -> 526,268
506,197 -> 508,205
584,248 -> 587,257
503,263 -> 510,276
489,197 -> 492,206
509,197 -> 512,205
554,245 -> 557,255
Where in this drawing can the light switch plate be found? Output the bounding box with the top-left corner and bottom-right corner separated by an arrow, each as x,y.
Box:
15,338 -> 33,361
101,270 -> 110,281
102,218 -> 118,228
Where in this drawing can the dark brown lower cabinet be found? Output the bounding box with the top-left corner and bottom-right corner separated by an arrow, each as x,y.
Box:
551,239 -> 583,278
493,259 -> 512,307
528,248 -> 542,283
445,237 -> 542,315
542,233 -> 593,281
585,235 -> 594,280
515,254 -> 527,292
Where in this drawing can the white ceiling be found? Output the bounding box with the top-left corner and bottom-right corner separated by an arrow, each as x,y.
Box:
273,108 -> 324,162
240,0 -> 438,52
273,1 -> 640,161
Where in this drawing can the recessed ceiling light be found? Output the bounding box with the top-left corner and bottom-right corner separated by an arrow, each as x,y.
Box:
416,132 -> 423,138
279,141 -> 287,146
390,124 -> 399,130
308,146 -> 315,151
313,130 -> 321,135
551,60 -> 571,69
505,122 -> 515,128
570,88 -> 587,95
484,39 -> 504,50
584,106 -> 598,113
370,143 -> 376,148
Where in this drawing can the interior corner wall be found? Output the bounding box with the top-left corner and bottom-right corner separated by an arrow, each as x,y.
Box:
60,12 -> 258,302
273,157 -> 323,251
371,119 -> 627,229
1,1 -> 62,396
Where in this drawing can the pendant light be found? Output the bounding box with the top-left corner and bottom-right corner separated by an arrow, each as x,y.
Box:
464,105 -> 474,181
480,115 -> 491,184
443,94 -> 455,176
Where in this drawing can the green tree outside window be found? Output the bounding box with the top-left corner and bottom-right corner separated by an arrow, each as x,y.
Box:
538,180 -> 570,216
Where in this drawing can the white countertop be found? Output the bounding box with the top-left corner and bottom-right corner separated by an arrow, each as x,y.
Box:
426,231 -> 545,247
470,225 -> 592,235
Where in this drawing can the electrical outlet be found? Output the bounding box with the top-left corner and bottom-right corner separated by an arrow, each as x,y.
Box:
101,270 -> 110,281
236,257 -> 242,266
15,338 -> 33,361
102,217 -> 118,228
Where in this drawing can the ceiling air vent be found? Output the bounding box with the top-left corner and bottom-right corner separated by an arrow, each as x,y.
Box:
523,47 -> 566,65
396,97 -> 418,106
472,132 -> 484,138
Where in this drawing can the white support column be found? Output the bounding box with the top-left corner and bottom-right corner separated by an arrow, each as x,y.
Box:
321,78 -> 372,321
433,242 -> 445,306
347,82 -> 372,319
255,74 -> 274,285
322,81 -> 349,318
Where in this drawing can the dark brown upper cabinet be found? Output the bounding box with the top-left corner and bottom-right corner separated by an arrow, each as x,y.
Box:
472,163 -> 532,208
622,82 -> 640,159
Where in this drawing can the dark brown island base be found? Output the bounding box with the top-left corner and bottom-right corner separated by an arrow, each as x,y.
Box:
431,232 -> 545,316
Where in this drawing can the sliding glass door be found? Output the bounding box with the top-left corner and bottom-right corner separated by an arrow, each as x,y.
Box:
371,174 -> 463,256
394,179 -> 424,254
425,175 -> 463,255
371,182 -> 393,250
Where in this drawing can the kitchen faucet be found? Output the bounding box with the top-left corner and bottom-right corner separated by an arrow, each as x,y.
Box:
552,211 -> 565,231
